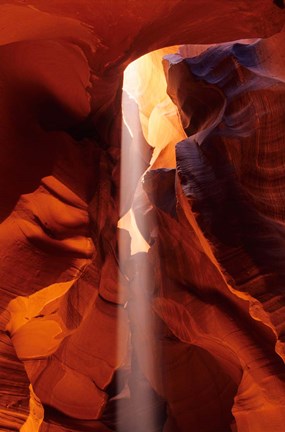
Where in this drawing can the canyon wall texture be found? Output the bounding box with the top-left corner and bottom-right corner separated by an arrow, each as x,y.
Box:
0,1 -> 285,431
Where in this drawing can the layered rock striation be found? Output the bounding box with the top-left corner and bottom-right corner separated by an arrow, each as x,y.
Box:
0,1 -> 285,431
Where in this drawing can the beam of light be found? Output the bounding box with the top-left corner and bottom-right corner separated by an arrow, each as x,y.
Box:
117,58 -> 158,432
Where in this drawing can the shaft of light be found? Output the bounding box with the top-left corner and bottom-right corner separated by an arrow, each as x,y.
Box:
117,60 -> 158,432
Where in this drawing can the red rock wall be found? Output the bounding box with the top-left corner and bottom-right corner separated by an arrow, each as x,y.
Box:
0,1 -> 284,431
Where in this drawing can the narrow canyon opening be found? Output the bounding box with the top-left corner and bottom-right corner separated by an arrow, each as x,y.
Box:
116,36 -> 285,431
117,45 -> 243,432
1,2 -> 285,432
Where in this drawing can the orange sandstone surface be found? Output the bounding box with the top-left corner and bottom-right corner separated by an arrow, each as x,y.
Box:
0,1 -> 285,431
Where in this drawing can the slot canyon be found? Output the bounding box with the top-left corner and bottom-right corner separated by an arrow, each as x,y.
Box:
0,1 -> 285,431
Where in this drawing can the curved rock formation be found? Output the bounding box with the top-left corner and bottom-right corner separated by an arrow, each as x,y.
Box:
0,1 -> 285,431
134,35 -> 285,432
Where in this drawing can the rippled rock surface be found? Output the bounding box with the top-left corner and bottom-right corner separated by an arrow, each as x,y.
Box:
0,1 -> 285,431
142,37 -> 285,431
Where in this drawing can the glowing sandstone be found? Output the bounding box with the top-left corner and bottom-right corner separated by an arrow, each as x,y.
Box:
0,1 -> 284,432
